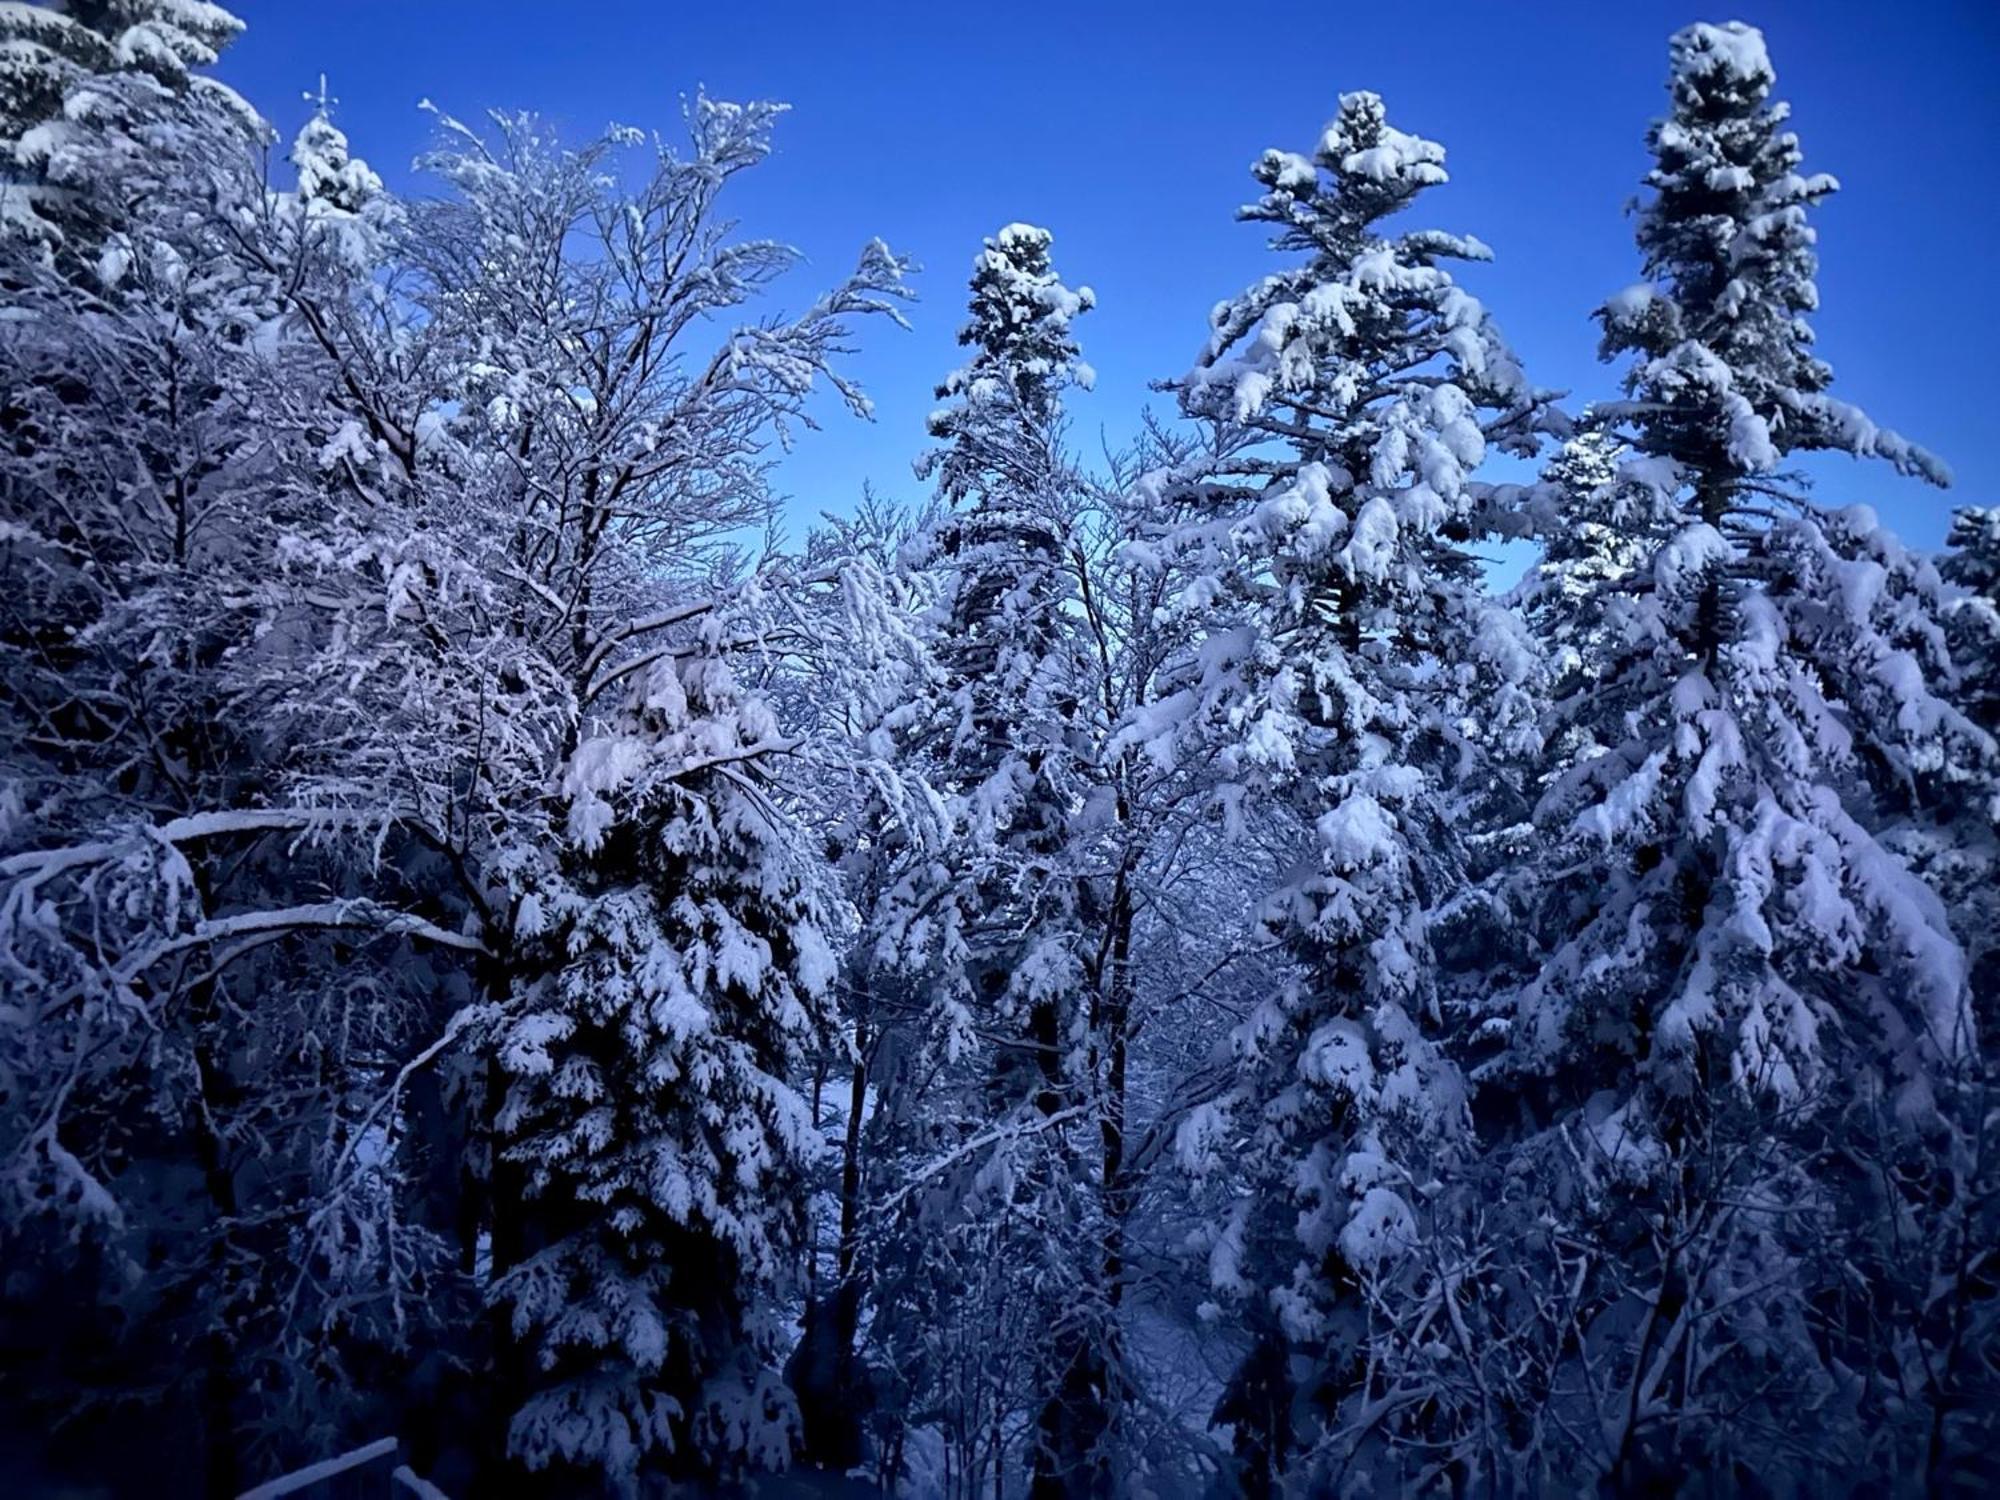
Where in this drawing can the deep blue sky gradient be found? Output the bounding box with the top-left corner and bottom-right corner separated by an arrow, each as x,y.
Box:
218,1 -> 1998,549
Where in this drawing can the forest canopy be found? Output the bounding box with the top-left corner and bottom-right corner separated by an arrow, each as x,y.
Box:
0,5 -> 1994,1497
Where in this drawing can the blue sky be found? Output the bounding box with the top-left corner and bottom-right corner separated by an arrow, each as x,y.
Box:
218,1 -> 1998,550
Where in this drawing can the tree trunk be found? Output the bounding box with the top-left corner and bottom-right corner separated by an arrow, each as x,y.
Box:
789,1007 -> 875,1471
1028,854 -> 1135,1499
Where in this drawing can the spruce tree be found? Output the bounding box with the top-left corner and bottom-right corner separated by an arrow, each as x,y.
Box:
914,220 -> 1094,1112
387,102 -> 912,1493
870,223 -> 1111,1496
0,0 -> 255,255
1938,505 -> 2000,1024
491,638 -> 838,1495
1944,507 -> 2000,751
1513,428 -> 1644,702
1475,23 -> 1987,1488
1143,91 -> 1554,1492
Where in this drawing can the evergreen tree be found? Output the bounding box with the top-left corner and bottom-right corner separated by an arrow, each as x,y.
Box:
290,76 -> 383,216
1140,91 -> 1554,1492
1944,507 -> 2000,751
386,103 -> 909,1493
491,637 -> 838,1495
1938,505 -> 2000,1025
915,221 -> 1094,1115
2,77 -> 910,1494
865,223 -> 1112,1496
1474,23 -> 1987,1489
1512,428 -> 1644,702
0,0 -> 255,254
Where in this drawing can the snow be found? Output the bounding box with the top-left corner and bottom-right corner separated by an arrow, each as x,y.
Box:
1315,793 -> 1396,871
1338,1184 -> 1417,1269
0,9 -> 1986,1497
1675,20 -> 1774,91
1602,283 -> 1659,323
236,1440 -> 401,1500
1300,1017 -> 1378,1098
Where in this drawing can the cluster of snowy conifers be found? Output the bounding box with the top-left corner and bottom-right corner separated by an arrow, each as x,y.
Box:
1,5 -> 1993,1497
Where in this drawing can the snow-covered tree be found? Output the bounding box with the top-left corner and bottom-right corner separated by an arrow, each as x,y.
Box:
2,65 -> 911,1493
1943,506 -> 2000,771
1937,505 -> 2000,1016
315,101 -> 911,1493
752,498 -> 945,1477
915,221 -> 1094,1104
1132,90 -> 1555,1492
490,630 -> 839,1493
289,77 -> 382,215
4,9 -> 1993,1495
1512,428 -> 1644,701
1469,23 -> 1990,1490
0,0 -> 257,255
856,222 -> 1116,1498
0,54 -> 473,1488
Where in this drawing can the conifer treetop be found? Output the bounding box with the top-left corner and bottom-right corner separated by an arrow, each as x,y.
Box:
1598,18 -> 1947,487
920,220 -> 1094,505
1178,88 -> 1539,450
290,77 -> 382,216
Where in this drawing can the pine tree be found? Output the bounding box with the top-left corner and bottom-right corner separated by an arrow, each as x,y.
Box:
864,223 -> 1113,1496
1944,507 -> 2000,750
0,0 -> 257,254
2,81 -> 911,1494
1513,428 -> 1644,701
1140,91 -> 1554,1491
290,76 -> 383,213
377,102 -> 911,1493
491,638 -> 838,1495
1937,505 -> 2000,1024
914,221 -> 1094,1111
1474,23 -> 1988,1488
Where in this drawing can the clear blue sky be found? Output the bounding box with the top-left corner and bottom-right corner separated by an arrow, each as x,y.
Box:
218,1 -> 1998,550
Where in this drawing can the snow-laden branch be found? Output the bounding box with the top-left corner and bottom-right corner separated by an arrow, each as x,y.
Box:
870,1105 -> 1089,1216
0,807 -> 353,882
28,902 -> 488,1019
578,597 -> 722,688
313,999 -> 497,1226
175,901 -> 487,956
577,561 -> 847,702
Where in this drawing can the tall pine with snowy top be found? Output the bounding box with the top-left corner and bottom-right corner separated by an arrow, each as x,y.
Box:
1474,22 -> 1990,1490
1143,91 -> 1555,1493
914,224 -> 1095,1089
888,222 -> 1114,1496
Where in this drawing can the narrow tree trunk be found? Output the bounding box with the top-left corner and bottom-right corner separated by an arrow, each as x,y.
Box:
788,1005 -> 874,1470
1100,865 -> 1135,1318
1029,853 -> 1134,1499
1693,476 -> 1729,661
